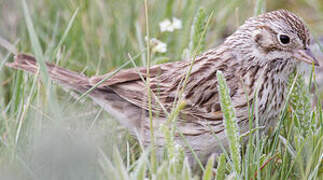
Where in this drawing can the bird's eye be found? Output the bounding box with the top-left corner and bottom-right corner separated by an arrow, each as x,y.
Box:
279,34 -> 290,44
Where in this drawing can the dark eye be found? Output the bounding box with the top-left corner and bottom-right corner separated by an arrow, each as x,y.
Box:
279,34 -> 290,44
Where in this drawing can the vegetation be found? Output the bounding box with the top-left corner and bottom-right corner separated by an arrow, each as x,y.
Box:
0,0 -> 322,179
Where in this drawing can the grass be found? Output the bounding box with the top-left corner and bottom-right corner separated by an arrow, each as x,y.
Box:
0,0 -> 323,179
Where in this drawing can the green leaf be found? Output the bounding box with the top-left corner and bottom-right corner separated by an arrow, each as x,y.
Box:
216,71 -> 241,175
216,154 -> 226,180
202,155 -> 214,180
22,0 -> 48,84
288,71 -> 312,137
165,0 -> 175,18
254,0 -> 266,16
53,8 -> 79,59
113,147 -> 130,180
181,158 -> 193,180
189,7 -> 207,56
133,152 -> 147,180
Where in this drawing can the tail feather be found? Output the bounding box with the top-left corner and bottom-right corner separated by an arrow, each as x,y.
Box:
6,53 -> 144,130
6,53 -> 90,92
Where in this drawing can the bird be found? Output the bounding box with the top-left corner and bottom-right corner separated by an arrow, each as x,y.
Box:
6,10 -> 319,165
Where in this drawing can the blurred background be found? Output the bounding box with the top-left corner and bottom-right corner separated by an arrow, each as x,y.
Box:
0,0 -> 322,179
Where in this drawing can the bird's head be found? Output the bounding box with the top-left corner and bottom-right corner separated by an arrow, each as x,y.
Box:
227,10 -> 319,67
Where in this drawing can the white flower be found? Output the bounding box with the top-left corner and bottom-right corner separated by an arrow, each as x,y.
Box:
172,17 -> 182,30
159,17 -> 182,32
145,37 -> 167,53
159,19 -> 173,32
151,38 -> 167,53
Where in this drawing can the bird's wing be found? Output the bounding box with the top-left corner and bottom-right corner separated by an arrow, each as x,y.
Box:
90,61 -> 188,114
90,53 -> 240,122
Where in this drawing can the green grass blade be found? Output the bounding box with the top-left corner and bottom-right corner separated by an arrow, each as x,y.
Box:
216,154 -> 227,180
202,155 -> 215,180
22,0 -> 48,84
189,7 -> 207,56
53,8 -> 79,58
216,71 -> 241,176
254,0 -> 266,16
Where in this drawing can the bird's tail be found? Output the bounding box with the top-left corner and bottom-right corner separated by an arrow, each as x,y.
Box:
6,53 -> 90,92
6,53 -> 144,130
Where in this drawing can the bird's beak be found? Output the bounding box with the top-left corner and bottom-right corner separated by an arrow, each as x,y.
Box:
293,48 -> 319,66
